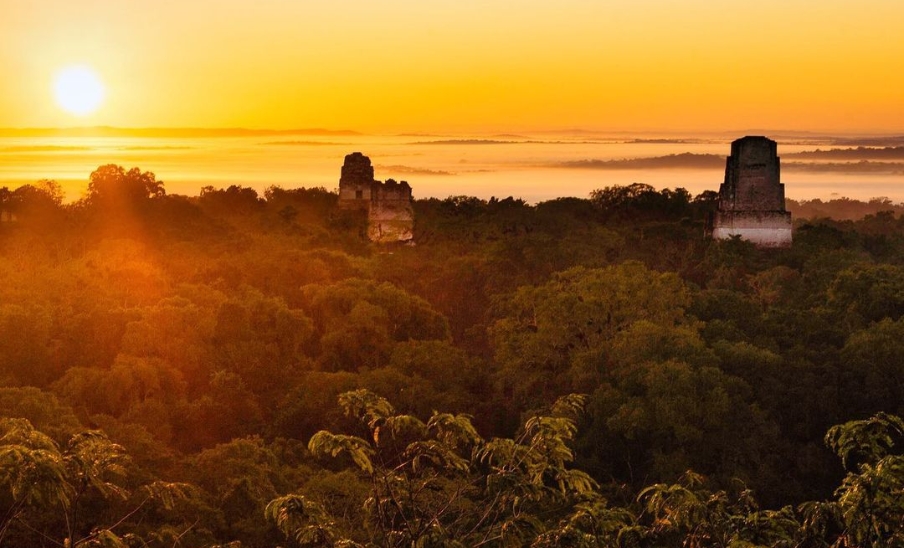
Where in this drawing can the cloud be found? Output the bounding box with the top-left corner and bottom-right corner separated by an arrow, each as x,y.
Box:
377,164 -> 455,176
625,138 -> 710,144
409,139 -> 520,145
551,153 -> 723,169
118,146 -> 194,151
409,138 -> 614,145
830,136 -> 904,147
786,146 -> 904,160
548,152 -> 904,174
0,145 -> 92,153
260,140 -> 349,146
0,127 -> 363,138
783,161 -> 904,174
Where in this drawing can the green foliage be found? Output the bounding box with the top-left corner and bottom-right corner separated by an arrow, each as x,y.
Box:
210,289 -> 314,404
586,357 -> 776,489
838,319 -> 904,418
533,499 -> 638,548
590,183 -> 693,222
200,185 -> 263,214
265,494 -> 353,548
825,413 -> 904,469
282,402 -> 904,547
0,418 -> 201,547
637,472 -> 800,548
0,388 -> 82,441
282,390 -> 598,547
187,436 -> 302,544
492,262 -> 691,407
141,480 -> 198,511
309,431 -> 375,474
64,430 -> 129,501
828,263 -> 904,327
11,173 -> 904,545
821,413 -> 904,547
302,279 -> 450,372
0,418 -> 70,510
0,304 -> 55,386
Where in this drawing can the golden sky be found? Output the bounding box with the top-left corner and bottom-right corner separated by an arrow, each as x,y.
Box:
2,0 -> 903,133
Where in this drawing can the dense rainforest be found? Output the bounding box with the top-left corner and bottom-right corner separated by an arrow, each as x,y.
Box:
3,165 -> 904,547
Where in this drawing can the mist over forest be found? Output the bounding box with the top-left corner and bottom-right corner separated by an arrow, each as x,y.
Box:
4,167 -> 904,546
7,130 -> 904,205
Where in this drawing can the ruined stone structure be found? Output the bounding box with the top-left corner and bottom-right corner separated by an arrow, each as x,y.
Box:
711,136 -> 792,248
338,152 -> 376,208
338,152 -> 414,243
368,179 -> 414,242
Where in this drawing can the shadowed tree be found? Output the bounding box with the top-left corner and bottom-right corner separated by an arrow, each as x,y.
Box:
491,261 -> 691,410
804,413 -> 904,547
85,165 -> 165,221
269,390 -> 598,548
828,263 -> 904,329
0,180 -> 65,227
10,180 -> 64,212
0,418 -> 194,547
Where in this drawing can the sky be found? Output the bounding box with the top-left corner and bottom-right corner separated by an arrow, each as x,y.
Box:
2,0 -> 903,133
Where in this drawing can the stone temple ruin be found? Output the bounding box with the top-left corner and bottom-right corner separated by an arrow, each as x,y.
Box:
711,136 -> 792,248
338,152 -> 414,243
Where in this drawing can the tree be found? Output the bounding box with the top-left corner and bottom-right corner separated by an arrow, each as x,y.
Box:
85,165 -> 165,215
177,371 -> 264,451
302,279 -> 450,371
491,262 -> 691,409
189,436 -> 304,544
636,471 -> 799,548
0,187 -> 11,213
211,290 -> 314,400
828,263 -> 904,328
263,186 -> 337,224
10,180 -> 64,211
811,413 -> 904,547
199,185 -> 263,217
590,183 -> 692,222
0,418 -> 193,547
0,388 -> 82,442
0,180 -> 65,227
0,304 -> 55,386
270,390 -> 597,547
586,358 -> 779,489
0,418 -> 69,544
838,318 -> 904,418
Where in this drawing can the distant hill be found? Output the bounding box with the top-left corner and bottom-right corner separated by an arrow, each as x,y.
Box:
553,153 -> 724,169
787,146 -> 904,160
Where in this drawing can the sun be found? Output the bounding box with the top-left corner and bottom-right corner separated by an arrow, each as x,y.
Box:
53,65 -> 106,116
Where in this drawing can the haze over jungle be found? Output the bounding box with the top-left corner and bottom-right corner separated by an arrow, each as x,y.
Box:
3,127 -> 904,204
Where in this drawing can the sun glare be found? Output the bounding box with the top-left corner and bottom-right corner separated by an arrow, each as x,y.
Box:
53,65 -> 105,116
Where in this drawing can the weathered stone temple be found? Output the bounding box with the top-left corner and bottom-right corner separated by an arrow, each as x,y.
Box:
338,152 -> 414,243
711,136 -> 792,248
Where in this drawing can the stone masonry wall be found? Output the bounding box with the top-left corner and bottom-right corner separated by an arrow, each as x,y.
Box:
712,210 -> 792,248
713,136 -> 792,247
368,179 -> 414,243
338,152 -> 375,208
720,136 -> 785,211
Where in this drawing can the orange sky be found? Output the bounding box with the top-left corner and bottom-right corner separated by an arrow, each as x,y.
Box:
2,0 -> 903,133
